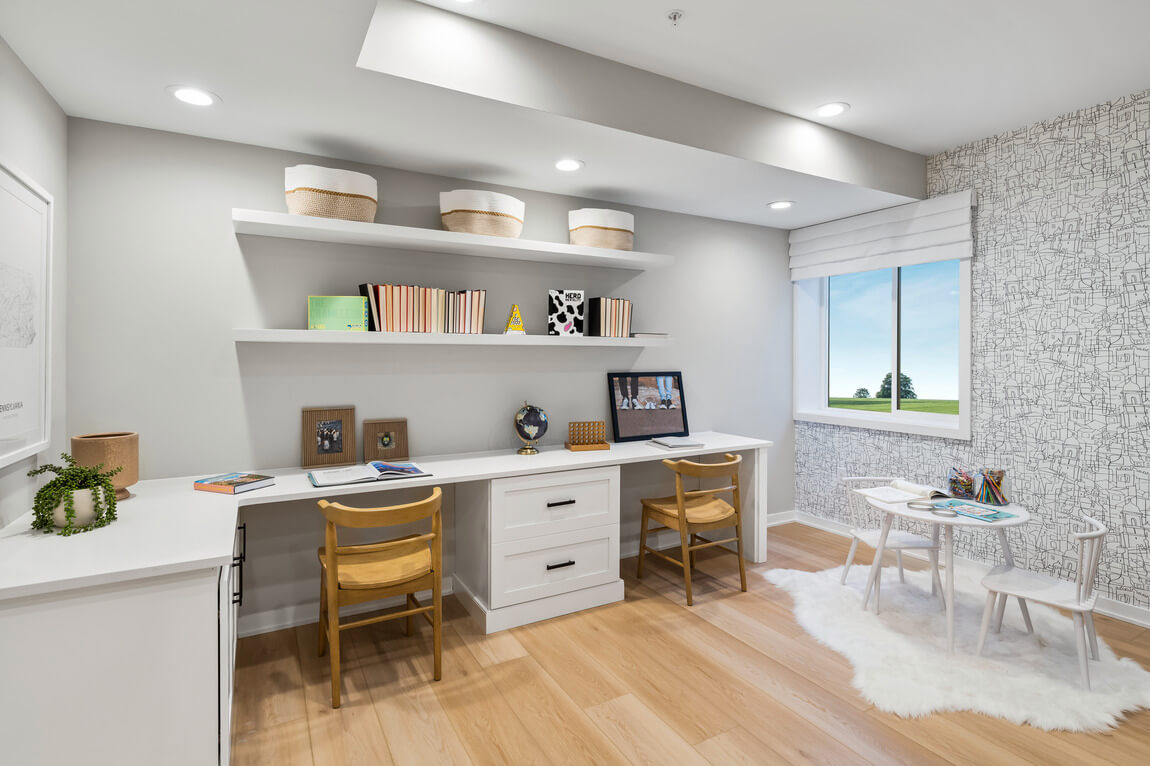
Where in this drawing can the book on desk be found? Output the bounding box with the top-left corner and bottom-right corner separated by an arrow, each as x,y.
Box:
307,460 -> 430,488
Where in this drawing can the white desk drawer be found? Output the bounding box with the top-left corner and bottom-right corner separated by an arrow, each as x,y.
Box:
490,525 -> 619,609
491,466 -> 619,543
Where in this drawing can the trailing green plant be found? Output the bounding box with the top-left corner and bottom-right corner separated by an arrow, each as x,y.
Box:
27,453 -> 121,536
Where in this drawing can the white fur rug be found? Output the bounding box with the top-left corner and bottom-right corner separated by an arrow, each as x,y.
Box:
764,564 -> 1150,731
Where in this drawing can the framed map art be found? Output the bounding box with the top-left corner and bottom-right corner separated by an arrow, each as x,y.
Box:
0,160 -> 53,469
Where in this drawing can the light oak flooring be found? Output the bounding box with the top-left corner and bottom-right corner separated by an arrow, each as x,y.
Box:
232,523 -> 1150,765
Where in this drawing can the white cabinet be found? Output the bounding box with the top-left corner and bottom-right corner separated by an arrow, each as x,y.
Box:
0,524 -> 244,766
455,466 -> 623,633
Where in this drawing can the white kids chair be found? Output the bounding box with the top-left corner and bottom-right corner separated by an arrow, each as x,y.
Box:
976,516 -> 1107,689
840,477 -> 944,612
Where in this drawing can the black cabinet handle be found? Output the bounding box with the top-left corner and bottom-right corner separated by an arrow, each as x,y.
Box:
546,560 -> 576,571
238,523 -> 247,562
546,499 -> 576,508
232,556 -> 244,606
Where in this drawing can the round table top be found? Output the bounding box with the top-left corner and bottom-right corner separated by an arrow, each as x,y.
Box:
862,495 -> 1031,528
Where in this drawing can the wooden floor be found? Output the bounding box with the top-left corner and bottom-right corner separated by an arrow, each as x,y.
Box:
231,523 -> 1150,765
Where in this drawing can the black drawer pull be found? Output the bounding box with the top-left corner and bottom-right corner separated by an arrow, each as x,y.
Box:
546,560 -> 576,571
232,556 -> 244,606
546,499 -> 576,508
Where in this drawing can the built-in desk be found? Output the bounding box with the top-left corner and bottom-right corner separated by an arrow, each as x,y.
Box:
0,430 -> 769,765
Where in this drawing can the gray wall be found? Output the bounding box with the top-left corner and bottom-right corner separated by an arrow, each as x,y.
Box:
0,36 -> 67,528
795,88 -> 1150,609
67,119 -> 794,629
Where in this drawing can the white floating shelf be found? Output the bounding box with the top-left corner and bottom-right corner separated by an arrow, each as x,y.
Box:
233,329 -> 671,348
232,209 -> 673,271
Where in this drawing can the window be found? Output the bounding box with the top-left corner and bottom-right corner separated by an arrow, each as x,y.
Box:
790,191 -> 973,440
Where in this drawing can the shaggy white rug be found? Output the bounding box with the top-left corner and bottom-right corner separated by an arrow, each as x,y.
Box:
765,564 -> 1150,731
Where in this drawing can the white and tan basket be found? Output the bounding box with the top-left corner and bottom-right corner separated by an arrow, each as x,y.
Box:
285,165 -> 378,223
568,208 -> 635,250
440,189 -> 525,238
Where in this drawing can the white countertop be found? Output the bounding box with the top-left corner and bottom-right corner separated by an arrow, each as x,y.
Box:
0,431 -> 770,602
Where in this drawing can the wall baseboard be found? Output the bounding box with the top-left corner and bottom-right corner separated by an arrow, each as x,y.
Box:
775,515 -> 1150,630
238,577 -> 455,638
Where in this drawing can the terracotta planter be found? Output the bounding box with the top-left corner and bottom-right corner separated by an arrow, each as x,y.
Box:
51,487 -> 108,528
71,432 -> 139,500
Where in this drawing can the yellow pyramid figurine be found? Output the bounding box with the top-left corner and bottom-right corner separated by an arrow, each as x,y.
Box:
504,304 -> 526,335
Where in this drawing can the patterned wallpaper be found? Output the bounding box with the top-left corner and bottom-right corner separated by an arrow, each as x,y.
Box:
794,88 -> 1150,609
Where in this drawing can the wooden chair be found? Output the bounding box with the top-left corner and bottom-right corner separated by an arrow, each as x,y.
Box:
636,453 -> 746,606
841,476 -> 944,612
317,487 -> 443,708
977,516 -> 1107,689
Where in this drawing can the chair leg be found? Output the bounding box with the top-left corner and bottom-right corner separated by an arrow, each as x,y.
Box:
317,575 -> 328,657
873,560 -> 883,615
734,519 -> 748,593
976,591 -> 997,656
928,550 -> 943,603
328,588 -> 342,708
896,549 -> 905,583
1073,612 -> 1091,690
689,534 -> 698,569
405,593 -> 415,637
1017,597 -> 1034,634
841,537 -> 860,585
1085,612 -> 1100,661
993,592 -> 1008,633
679,524 -> 694,607
636,509 -> 649,578
433,577 -> 443,681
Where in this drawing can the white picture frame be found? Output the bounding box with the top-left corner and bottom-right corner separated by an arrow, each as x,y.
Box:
0,160 -> 53,469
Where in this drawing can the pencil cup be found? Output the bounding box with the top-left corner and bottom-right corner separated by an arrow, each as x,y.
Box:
976,469 -> 1009,506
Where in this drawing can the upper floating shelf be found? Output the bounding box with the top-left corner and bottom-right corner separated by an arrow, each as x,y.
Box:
232,209 -> 675,271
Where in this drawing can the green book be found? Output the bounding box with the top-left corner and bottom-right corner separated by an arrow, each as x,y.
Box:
308,296 -> 369,331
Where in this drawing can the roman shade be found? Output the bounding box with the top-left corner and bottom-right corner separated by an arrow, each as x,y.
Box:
789,190 -> 974,281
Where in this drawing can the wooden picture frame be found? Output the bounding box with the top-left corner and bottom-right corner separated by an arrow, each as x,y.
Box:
606,371 -> 689,442
0,160 -> 53,470
301,406 -> 357,468
363,418 -> 409,462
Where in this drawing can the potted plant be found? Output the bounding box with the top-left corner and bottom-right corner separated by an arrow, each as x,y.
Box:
27,453 -> 121,536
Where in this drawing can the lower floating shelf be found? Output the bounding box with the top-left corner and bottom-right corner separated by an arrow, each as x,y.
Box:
232,329 -> 671,348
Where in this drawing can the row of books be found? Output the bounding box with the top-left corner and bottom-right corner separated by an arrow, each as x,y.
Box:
587,297 -> 633,338
359,283 -> 487,334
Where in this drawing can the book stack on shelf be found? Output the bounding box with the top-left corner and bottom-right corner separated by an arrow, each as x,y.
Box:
587,297 -> 632,338
359,283 -> 487,334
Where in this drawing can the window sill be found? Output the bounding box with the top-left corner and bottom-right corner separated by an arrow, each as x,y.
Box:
794,408 -> 971,441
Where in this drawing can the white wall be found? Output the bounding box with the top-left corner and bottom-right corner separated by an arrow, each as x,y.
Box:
0,36 -> 67,528
67,119 -> 793,630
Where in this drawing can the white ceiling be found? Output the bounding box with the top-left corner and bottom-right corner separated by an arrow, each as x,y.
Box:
0,0 -> 917,229
417,0 -> 1150,154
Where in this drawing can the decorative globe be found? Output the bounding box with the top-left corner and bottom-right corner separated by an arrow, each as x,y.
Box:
513,402 -> 548,455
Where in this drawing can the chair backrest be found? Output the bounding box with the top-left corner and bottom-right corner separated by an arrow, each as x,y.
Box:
840,477 -> 899,531
317,488 -> 443,577
662,453 -> 742,515
1073,515 -> 1107,604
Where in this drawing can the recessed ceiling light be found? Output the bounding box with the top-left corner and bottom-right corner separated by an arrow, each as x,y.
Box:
815,102 -> 850,118
168,86 -> 218,107
768,200 -> 794,210
555,158 -> 585,172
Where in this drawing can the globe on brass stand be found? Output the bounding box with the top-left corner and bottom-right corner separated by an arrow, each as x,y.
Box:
513,402 -> 548,455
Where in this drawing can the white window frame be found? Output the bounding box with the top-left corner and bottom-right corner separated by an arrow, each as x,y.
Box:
793,260 -> 971,440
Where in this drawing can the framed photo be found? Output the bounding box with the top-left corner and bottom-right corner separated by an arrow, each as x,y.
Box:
363,418 -> 408,462
606,371 -> 689,442
301,406 -> 357,468
0,161 -> 53,470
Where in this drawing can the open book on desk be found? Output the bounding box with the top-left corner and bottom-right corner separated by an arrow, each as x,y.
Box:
308,461 -> 430,488
856,479 -> 949,505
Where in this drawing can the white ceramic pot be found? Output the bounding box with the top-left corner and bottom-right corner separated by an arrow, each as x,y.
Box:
52,487 -> 104,528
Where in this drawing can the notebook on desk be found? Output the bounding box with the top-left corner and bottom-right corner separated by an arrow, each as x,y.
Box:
650,435 -> 705,449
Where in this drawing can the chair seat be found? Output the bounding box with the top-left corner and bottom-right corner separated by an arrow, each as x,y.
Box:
851,527 -> 938,550
642,494 -> 735,525
981,564 -> 1096,612
318,536 -> 431,590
